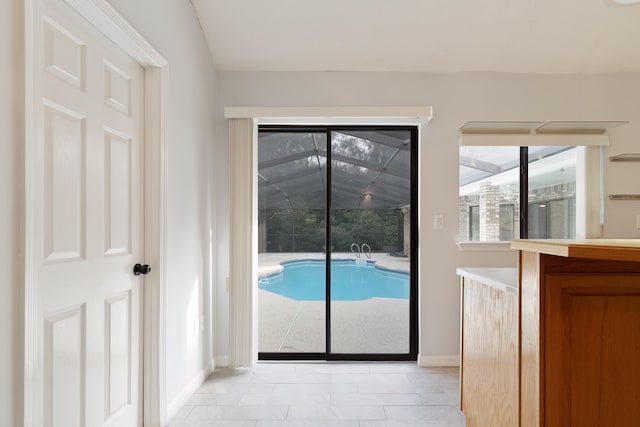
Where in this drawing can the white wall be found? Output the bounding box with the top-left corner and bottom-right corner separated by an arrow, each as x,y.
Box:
213,71 -> 640,359
105,0 -> 218,416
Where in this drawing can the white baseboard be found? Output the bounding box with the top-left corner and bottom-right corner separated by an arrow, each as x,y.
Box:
214,354 -> 455,368
166,360 -> 214,423
214,355 -> 229,368
418,354 -> 460,367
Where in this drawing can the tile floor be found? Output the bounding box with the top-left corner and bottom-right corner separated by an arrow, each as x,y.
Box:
169,362 -> 466,427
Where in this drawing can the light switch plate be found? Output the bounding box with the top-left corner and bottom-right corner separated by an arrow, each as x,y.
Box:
434,214 -> 444,230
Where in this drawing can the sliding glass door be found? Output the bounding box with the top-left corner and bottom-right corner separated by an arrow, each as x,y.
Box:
257,130 -> 327,354
257,126 -> 417,360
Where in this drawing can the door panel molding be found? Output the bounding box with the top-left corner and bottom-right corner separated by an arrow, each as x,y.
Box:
24,0 -> 168,425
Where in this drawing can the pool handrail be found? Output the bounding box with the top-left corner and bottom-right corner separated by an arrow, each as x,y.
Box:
350,242 -> 361,259
361,243 -> 371,259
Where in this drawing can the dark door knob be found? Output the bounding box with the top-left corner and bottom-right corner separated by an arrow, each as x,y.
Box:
133,263 -> 151,276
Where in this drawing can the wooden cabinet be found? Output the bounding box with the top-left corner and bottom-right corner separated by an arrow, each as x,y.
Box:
459,241 -> 640,427
513,240 -> 640,427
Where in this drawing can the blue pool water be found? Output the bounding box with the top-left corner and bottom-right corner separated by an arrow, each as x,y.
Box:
258,260 -> 409,301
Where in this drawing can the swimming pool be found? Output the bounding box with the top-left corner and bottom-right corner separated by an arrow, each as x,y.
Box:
258,259 -> 409,301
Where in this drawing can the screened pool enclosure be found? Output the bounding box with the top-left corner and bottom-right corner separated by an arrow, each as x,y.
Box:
257,127 -> 418,360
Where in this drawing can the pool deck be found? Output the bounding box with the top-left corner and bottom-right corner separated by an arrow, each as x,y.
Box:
258,252 -> 410,354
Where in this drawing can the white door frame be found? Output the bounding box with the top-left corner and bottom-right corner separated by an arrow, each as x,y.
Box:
24,0 -> 168,425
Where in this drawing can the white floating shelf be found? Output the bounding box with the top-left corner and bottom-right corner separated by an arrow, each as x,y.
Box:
609,194 -> 640,200
460,121 -> 544,134
609,153 -> 640,162
535,121 -> 628,135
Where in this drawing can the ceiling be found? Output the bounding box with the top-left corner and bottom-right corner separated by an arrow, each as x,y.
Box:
191,0 -> 640,73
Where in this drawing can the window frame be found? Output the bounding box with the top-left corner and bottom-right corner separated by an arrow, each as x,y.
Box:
458,145 -> 602,249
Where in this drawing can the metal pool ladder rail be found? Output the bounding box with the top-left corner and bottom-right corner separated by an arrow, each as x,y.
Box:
350,243 -> 361,258
361,243 -> 371,259
351,243 -> 371,259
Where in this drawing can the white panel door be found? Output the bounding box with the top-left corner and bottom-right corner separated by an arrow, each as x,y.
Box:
35,0 -> 145,425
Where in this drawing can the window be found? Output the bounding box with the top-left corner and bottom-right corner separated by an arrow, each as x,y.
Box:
528,198 -> 575,239
459,146 -> 577,242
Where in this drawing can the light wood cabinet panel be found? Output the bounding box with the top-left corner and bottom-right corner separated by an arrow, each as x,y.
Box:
461,278 -> 518,427
520,251 -> 542,427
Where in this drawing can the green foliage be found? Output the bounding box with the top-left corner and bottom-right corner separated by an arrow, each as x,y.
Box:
261,208 -> 404,253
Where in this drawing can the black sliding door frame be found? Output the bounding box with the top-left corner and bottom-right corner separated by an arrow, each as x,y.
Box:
258,125 -> 419,362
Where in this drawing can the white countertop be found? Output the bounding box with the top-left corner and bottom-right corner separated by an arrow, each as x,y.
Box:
456,267 -> 518,294
511,239 -> 640,262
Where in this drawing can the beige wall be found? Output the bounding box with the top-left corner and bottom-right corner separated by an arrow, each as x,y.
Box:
213,71 -> 640,360
0,0 -> 24,425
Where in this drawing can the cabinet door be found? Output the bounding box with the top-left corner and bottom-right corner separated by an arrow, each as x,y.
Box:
545,274 -> 640,427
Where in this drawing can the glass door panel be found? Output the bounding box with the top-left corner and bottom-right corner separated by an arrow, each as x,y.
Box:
329,129 -> 413,355
527,146 -> 576,239
257,131 -> 327,354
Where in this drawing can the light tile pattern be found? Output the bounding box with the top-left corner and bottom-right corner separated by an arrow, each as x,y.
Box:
169,363 -> 466,427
